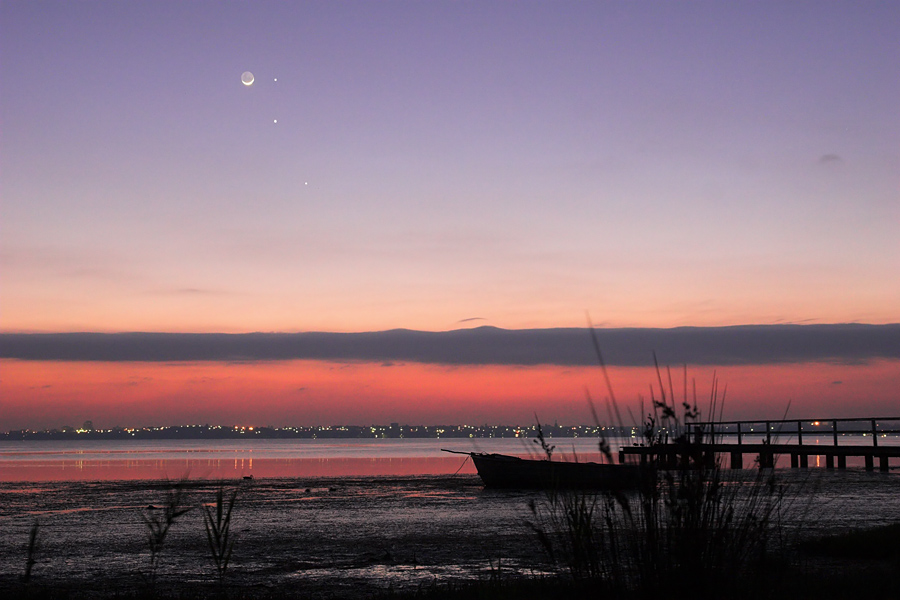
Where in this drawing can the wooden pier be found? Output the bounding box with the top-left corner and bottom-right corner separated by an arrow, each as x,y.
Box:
618,417 -> 900,471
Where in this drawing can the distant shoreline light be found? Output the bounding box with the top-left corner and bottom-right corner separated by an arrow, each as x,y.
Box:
4,420 -> 899,441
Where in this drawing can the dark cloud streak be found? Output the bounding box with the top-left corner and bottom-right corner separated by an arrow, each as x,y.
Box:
2,325 -> 898,366
817,153 -> 843,165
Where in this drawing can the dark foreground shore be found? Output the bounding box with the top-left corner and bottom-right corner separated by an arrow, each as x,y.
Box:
0,476 -> 547,599
1,473 -> 898,599
3,550 -> 899,600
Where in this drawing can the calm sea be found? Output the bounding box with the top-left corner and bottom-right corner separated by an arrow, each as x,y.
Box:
0,435 -> 897,481
0,437 -> 611,482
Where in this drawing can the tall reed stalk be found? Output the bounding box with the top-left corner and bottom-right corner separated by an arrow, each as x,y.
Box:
142,482 -> 193,590
22,519 -> 39,584
203,486 -> 239,584
528,340 -> 789,599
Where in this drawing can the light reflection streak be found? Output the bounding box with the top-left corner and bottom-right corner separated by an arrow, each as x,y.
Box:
0,456 -> 482,482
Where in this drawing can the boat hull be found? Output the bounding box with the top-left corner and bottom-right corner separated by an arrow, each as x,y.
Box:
470,453 -> 642,490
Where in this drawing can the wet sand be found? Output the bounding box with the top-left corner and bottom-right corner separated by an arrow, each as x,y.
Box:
1,470 -> 898,598
0,475 -> 551,598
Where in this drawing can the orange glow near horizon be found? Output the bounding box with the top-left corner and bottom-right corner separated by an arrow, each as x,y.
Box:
1,359 -> 898,431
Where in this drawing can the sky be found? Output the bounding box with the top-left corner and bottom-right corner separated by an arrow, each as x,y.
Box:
1,1 -> 898,430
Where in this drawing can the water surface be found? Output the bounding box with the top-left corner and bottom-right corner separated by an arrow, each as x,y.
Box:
1,438 -> 898,598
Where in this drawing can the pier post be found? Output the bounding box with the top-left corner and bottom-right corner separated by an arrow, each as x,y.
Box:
618,449 -> 626,464
730,451 -> 742,470
880,455 -> 889,472
800,454 -> 808,469
790,454 -> 798,469
865,455 -> 874,471
759,451 -> 774,469
825,454 -> 834,469
838,455 -> 847,469
668,449 -> 678,469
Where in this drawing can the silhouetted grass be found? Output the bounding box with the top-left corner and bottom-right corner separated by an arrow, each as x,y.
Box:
526,341 -> 797,599
22,519 -> 39,584
142,480 -> 193,591
203,486 -> 239,584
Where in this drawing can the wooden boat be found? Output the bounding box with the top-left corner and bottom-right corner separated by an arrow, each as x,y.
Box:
443,450 -> 643,490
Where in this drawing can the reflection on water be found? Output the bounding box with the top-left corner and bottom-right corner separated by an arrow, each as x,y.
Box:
0,438 -> 615,482
2,436 -> 898,482
0,456 -> 484,482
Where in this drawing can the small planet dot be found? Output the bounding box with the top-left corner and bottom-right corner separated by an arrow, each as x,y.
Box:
274,119 -> 277,123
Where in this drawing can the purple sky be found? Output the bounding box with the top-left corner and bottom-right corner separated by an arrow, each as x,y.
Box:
2,1 -> 898,333
2,2 -> 899,429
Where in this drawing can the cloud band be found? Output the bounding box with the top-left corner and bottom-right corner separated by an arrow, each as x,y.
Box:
2,324 -> 898,366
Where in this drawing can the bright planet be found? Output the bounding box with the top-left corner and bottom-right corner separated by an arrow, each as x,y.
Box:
241,71 -> 254,86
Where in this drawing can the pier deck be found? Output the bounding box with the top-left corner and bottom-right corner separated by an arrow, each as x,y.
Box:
618,417 -> 900,471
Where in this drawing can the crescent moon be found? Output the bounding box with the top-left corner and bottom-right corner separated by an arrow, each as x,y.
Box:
241,71 -> 254,86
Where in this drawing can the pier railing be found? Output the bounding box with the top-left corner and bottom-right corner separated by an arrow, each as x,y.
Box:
687,416 -> 900,447
619,416 -> 900,471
